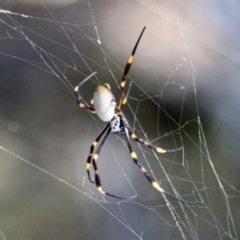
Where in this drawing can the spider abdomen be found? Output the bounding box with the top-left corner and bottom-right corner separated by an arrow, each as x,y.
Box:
93,84 -> 116,122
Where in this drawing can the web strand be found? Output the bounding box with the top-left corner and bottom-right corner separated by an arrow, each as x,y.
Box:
0,3 -> 239,240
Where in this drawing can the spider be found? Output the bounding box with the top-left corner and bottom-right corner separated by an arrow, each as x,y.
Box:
74,27 -> 203,205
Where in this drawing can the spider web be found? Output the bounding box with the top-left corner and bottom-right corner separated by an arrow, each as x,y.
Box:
0,0 -> 239,239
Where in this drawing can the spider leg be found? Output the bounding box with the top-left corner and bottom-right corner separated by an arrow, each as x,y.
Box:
121,117 -> 183,153
92,157 -> 135,200
87,123 -> 136,200
74,72 -> 97,112
119,81 -> 133,109
121,118 -> 203,205
118,27 -> 146,110
86,123 -> 111,183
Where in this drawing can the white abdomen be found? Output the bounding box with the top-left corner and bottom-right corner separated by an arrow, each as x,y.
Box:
93,84 -> 116,122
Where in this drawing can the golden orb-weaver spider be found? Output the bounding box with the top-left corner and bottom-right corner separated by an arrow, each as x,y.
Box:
74,27 -> 203,205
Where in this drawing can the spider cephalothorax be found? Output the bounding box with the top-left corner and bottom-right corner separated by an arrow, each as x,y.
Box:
74,27 -> 203,205
110,114 -> 124,134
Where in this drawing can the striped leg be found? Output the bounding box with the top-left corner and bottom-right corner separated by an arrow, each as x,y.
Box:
121,119 -> 203,205
118,81 -> 133,110
118,27 -> 146,110
74,72 -> 97,112
121,118 -> 183,154
86,124 -> 135,200
92,156 -> 135,200
86,123 -> 110,183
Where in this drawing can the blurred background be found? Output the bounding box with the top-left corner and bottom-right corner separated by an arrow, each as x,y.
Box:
0,0 -> 240,239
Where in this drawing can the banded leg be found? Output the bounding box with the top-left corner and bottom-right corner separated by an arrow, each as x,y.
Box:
121,117 -> 183,153
90,128 -> 135,200
86,123 -> 110,183
122,119 -> 203,205
119,81 -> 133,110
74,72 -> 97,112
92,156 -> 135,200
118,27 -> 146,110
86,124 -> 135,200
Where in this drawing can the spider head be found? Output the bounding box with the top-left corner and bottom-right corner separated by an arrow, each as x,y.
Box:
103,83 -> 111,90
